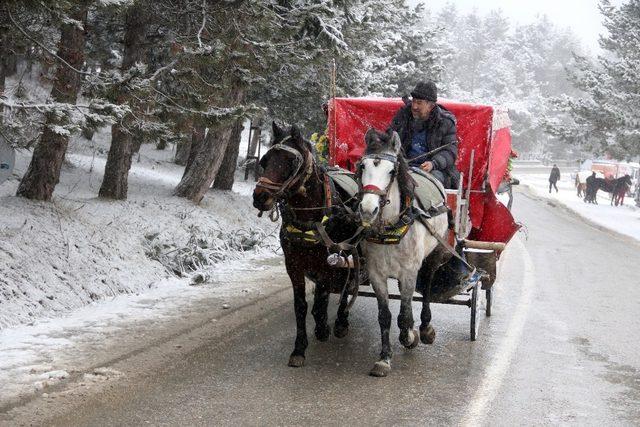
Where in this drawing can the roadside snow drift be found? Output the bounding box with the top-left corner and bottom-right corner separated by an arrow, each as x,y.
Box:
0,129 -> 277,329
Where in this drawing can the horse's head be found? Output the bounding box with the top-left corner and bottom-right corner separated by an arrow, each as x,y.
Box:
356,128 -> 404,227
252,121 -> 313,212
623,174 -> 633,186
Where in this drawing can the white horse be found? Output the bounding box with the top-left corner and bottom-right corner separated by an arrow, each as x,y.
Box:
357,129 -> 450,377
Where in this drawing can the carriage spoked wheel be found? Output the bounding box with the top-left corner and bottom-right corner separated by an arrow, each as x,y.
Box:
485,288 -> 492,317
470,281 -> 480,341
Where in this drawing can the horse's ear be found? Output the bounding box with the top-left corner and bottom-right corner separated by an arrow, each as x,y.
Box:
290,125 -> 309,151
291,125 -> 302,142
272,121 -> 284,140
389,131 -> 402,155
365,128 -> 378,146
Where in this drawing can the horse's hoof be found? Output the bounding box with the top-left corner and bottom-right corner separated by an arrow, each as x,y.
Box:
333,322 -> 349,338
369,360 -> 391,377
288,354 -> 305,367
420,325 -> 436,344
315,325 -> 331,342
400,329 -> 419,349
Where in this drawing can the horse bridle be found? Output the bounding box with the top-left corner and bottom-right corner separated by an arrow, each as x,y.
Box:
356,153 -> 399,227
256,136 -> 314,201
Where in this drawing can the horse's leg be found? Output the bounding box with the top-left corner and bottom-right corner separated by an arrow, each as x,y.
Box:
507,185 -> 513,210
369,276 -> 393,377
397,275 -> 419,349
419,271 -> 437,345
417,252 -> 444,344
311,282 -> 330,342
334,290 -> 350,338
288,268 -> 308,367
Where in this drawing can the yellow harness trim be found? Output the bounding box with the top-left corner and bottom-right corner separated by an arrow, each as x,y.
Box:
285,216 -> 329,245
366,195 -> 414,245
366,223 -> 411,245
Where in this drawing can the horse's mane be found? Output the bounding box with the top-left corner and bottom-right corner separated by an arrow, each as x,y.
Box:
364,129 -> 416,201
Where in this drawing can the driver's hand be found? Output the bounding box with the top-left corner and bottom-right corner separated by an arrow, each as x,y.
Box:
420,161 -> 434,172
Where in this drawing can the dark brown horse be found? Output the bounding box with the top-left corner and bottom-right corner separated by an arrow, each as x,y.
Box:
612,174 -> 633,206
253,122 -> 360,368
586,174 -> 633,206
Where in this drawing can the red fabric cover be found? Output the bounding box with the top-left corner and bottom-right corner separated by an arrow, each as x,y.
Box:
468,191 -> 520,244
327,97 -> 519,245
488,127 -> 512,193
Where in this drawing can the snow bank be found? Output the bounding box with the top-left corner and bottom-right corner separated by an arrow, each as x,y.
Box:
515,172 -> 640,242
0,128 -> 278,329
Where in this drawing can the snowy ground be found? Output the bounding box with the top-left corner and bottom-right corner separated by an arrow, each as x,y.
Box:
0,128 -> 283,406
512,171 -> 640,242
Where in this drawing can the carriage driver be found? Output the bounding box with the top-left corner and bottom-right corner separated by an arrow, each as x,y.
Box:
389,81 -> 460,189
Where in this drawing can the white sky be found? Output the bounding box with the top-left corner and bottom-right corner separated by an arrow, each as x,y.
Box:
414,0 -> 625,52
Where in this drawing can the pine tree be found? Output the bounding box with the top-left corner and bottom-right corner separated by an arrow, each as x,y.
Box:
16,1 -> 91,201
98,0 -> 151,200
549,0 -> 640,159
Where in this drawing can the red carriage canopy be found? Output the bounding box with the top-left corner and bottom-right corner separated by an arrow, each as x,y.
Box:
326,97 -> 519,245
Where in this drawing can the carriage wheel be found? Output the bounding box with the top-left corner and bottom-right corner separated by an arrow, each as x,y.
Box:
485,288 -> 492,317
470,281 -> 480,341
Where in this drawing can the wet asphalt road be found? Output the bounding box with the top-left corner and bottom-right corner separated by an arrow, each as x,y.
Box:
18,190 -> 640,426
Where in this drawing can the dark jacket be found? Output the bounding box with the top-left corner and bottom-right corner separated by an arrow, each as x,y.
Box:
389,103 -> 460,188
549,166 -> 560,183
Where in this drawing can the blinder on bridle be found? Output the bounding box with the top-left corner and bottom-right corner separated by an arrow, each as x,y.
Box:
256,136 -> 313,199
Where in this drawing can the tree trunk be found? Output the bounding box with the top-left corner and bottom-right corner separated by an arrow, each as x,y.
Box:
0,53 -> 5,129
98,1 -> 148,199
173,86 -> 245,203
174,119 -> 194,166
213,119 -> 243,190
248,118 -> 263,158
182,123 -> 205,178
175,139 -> 191,166
16,4 -> 88,201
0,8 -> 7,128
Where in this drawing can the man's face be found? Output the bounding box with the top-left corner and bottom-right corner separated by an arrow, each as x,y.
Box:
411,98 -> 435,120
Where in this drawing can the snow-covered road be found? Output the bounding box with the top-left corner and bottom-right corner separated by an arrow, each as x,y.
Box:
3,187 -> 640,425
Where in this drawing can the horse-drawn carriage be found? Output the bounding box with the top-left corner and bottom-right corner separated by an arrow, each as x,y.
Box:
253,97 -> 520,376
327,97 -> 519,330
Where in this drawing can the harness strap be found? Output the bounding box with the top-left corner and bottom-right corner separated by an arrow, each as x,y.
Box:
315,221 -> 365,253
415,208 -> 475,271
256,177 -> 284,191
